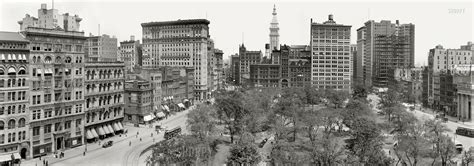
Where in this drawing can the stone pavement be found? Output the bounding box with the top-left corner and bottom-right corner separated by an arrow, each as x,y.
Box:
22,105 -> 195,166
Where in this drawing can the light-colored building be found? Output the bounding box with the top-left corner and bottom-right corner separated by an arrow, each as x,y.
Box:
0,32 -> 30,162
85,34 -> 118,62
454,64 -> 474,124
84,62 -> 125,142
269,5 -> 280,51
119,36 -> 142,72
18,4 -> 82,32
141,19 -> 211,101
214,49 -> 224,89
22,27 -> 86,157
310,14 -> 352,91
239,44 -> 262,85
425,44 -> 473,111
359,20 -> 415,87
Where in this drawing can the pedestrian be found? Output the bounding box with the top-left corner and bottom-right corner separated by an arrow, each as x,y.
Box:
151,133 -> 153,137
137,131 -> 139,135
140,138 -> 142,142
129,141 -> 131,146
83,151 -> 86,156
46,160 -> 49,166
43,159 -> 45,165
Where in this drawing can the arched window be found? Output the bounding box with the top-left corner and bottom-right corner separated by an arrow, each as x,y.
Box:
18,118 -> 25,127
65,57 -> 72,63
18,67 -> 26,75
22,78 -> 26,86
44,56 -> 52,63
8,119 -> 15,129
32,56 -> 36,63
7,67 -> 16,75
0,121 -> 3,130
55,56 -> 62,63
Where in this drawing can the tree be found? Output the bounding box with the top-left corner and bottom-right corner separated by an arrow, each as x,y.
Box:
462,147 -> 474,165
424,119 -> 456,166
324,89 -> 349,109
393,121 -> 431,166
146,135 -> 215,165
341,99 -> 374,128
214,90 -> 247,144
352,82 -> 371,101
227,142 -> 261,165
346,118 -> 391,165
240,88 -> 278,134
186,104 -> 218,141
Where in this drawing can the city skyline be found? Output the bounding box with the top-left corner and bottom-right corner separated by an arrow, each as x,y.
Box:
1,0 -> 472,65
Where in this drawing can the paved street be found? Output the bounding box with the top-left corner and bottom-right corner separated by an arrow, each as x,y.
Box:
22,106 -> 194,166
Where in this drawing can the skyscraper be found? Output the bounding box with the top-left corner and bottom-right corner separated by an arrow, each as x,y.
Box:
84,34 -> 118,62
359,20 -> 415,87
141,19 -> 211,100
269,5 -> 280,51
310,14 -> 352,91
18,3 -> 82,32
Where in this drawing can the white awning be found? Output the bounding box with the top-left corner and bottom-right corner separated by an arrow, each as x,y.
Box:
107,124 -> 114,134
156,112 -> 166,118
22,54 -> 26,60
0,54 -> 4,60
86,130 -> 93,139
97,127 -> 105,136
12,153 -> 21,160
37,69 -> 42,74
144,114 -> 153,122
103,125 -> 111,134
183,99 -> 189,102
45,68 -> 53,74
8,54 -> 12,60
154,106 -> 158,111
118,122 -> 124,130
113,123 -> 121,131
91,128 -> 99,138
164,105 -> 169,111
178,103 -> 185,108
0,154 -> 12,162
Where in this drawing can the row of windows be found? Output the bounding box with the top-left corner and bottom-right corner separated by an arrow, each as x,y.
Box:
86,94 -> 123,108
0,66 -> 27,75
0,131 -> 27,145
31,105 -> 82,121
0,91 -> 27,102
0,118 -> 26,130
86,107 -> 122,123
32,119 -> 82,136
31,91 -> 80,105
85,69 -> 123,80
31,43 -> 83,53
0,78 -> 27,88
0,104 -> 27,115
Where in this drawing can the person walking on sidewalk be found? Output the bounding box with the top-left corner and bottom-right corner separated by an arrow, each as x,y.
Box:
129,141 -> 131,146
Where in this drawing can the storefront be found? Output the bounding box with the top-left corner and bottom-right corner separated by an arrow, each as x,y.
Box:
65,136 -> 82,149
32,143 -> 52,158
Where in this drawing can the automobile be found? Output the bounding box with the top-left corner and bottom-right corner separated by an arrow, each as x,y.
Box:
259,138 -> 269,148
455,140 -> 463,153
102,140 -> 113,148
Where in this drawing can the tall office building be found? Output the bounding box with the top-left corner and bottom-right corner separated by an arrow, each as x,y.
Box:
356,27 -> 366,84
0,32 -> 30,160
310,15 -> 352,91
119,36 -> 142,72
20,5 -> 86,157
141,19 -> 211,100
85,34 -> 118,62
359,20 -> 415,87
18,4 -> 82,32
84,62 -> 125,141
269,5 -> 280,51
239,44 -> 262,85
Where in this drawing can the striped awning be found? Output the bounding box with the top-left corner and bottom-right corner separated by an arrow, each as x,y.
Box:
118,122 -> 124,130
103,125 -> 111,134
97,127 -> 105,136
178,103 -> 185,108
163,105 -> 169,111
0,154 -> 12,162
91,128 -> 99,138
86,130 -> 94,139
113,123 -> 121,131
107,124 -> 114,134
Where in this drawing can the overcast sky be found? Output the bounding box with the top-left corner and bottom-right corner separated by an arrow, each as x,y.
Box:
1,0 -> 472,65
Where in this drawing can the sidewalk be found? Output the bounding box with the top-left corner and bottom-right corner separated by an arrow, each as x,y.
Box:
22,105 -> 196,166
419,107 -> 474,128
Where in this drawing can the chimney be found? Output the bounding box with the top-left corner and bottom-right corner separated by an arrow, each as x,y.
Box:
131,35 -> 135,41
396,20 -> 400,25
328,14 -> 333,21
41,3 -> 47,9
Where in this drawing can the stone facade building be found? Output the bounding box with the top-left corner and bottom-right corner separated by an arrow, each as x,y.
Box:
119,36 -> 142,72
22,27 -> 86,157
124,78 -> 153,124
310,15 -> 352,91
84,62 -> 125,141
85,34 -> 118,62
0,32 -> 30,160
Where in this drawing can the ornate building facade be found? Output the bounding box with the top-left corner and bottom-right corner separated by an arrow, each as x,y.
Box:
0,32 -> 30,160
84,62 -> 125,141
